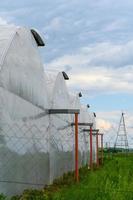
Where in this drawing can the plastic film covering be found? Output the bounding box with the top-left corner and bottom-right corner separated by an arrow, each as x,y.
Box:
70,95 -> 90,167
0,26 -> 50,195
85,112 -> 97,164
70,95 -> 97,166
0,26 -> 49,109
45,71 -> 57,107
92,135 -> 97,164
91,114 -> 97,164
46,72 -> 75,182
79,106 -> 91,166
0,25 -> 98,196
0,88 -> 50,196
0,26 -> 17,67
80,109 -> 97,164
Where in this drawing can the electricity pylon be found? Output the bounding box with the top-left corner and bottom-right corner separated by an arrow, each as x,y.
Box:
114,112 -> 129,152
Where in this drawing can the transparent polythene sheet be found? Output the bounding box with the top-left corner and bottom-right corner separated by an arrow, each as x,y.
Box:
0,94 -> 96,196
0,27 -> 49,110
0,120 -> 50,196
0,25 -> 97,195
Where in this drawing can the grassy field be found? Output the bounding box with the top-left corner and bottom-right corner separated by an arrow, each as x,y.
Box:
2,154 -> 133,200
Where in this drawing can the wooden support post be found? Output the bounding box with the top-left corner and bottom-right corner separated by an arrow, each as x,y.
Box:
75,113 -> 79,182
101,134 -> 103,165
96,133 -> 99,168
89,126 -> 93,170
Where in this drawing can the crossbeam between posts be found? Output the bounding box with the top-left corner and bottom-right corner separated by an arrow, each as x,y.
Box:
71,122 -> 93,127
48,109 -> 80,114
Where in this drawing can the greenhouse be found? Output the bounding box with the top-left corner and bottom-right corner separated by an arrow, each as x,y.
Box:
0,25 -> 99,196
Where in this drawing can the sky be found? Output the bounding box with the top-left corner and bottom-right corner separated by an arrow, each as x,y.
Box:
0,0 -> 133,146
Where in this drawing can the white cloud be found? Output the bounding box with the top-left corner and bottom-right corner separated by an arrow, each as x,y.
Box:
47,41 -> 133,68
68,66 -> 133,95
0,17 -> 8,25
46,41 -> 133,96
97,118 -> 112,130
45,17 -> 62,31
103,19 -> 126,32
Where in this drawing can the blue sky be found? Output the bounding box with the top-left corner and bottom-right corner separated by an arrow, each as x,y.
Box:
0,0 -> 133,145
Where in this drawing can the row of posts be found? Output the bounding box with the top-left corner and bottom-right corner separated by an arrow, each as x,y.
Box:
74,113 -> 104,182
48,109 -> 103,183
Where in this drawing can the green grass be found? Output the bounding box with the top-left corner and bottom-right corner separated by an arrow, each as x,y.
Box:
48,155 -> 133,200
3,154 -> 133,200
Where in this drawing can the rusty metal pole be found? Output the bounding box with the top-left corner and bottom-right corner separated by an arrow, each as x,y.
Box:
101,134 -> 103,165
75,113 -> 79,182
89,125 -> 93,170
96,133 -> 99,168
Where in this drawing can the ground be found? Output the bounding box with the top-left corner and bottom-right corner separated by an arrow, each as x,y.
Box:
2,154 -> 133,200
